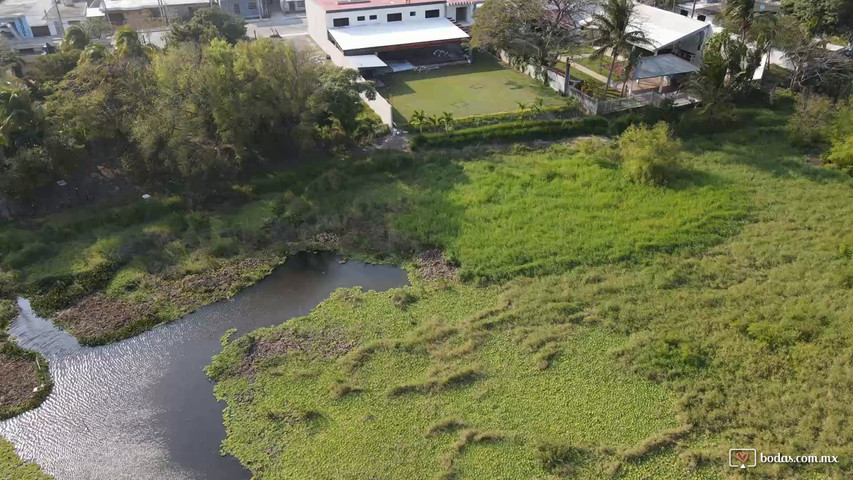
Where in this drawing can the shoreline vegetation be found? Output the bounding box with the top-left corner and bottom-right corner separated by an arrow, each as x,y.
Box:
198,101 -> 853,477
2,99 -> 853,477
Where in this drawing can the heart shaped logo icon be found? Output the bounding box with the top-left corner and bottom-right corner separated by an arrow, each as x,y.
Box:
735,451 -> 749,464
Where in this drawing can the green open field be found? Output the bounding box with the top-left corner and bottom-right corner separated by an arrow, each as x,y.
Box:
381,54 -> 567,123
4,101 -> 853,478
207,104 -> 853,477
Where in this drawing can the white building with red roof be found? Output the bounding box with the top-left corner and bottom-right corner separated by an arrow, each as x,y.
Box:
307,0 -> 483,70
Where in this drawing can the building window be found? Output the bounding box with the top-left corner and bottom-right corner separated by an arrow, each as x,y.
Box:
425,9 -> 439,18
357,15 -> 365,21
333,17 -> 350,27
30,25 -> 51,37
387,12 -> 402,21
369,14 -> 377,19
233,3 -> 241,14
409,11 -> 416,16
297,1 -> 304,7
697,14 -> 706,21
679,9 -> 688,16
248,1 -> 257,9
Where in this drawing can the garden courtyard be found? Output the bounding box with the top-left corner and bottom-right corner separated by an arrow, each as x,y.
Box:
379,54 -> 567,124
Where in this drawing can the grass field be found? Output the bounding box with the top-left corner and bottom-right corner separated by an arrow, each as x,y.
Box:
382,54 -> 567,123
4,100 -> 853,477
207,104 -> 853,478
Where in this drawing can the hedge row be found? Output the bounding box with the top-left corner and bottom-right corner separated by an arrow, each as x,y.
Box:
410,116 -> 610,149
413,104 -> 584,133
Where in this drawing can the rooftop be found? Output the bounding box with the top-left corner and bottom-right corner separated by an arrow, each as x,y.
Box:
330,17 -> 467,52
313,0 -> 444,12
631,3 -> 711,50
632,53 -> 699,79
0,0 -> 85,24
95,0 -> 207,12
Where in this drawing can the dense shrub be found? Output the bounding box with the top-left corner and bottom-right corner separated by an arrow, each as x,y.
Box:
787,94 -> 835,149
410,116 -> 609,149
616,122 -> 682,186
411,104 -> 583,133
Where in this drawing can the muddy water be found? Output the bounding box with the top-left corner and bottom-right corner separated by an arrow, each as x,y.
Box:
0,252 -> 408,480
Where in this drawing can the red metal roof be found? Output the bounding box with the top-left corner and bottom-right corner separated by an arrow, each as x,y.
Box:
314,0 -> 444,12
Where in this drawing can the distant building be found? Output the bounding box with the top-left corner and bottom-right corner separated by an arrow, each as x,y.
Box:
630,3 -> 713,64
675,0 -> 780,25
0,0 -> 86,54
218,0 -> 268,19
85,0 -> 210,27
306,0 -> 483,71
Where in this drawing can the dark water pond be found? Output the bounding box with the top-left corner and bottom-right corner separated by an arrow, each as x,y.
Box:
0,252 -> 409,480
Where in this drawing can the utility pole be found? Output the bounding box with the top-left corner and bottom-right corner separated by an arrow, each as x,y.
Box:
690,0 -> 698,18
52,0 -> 66,37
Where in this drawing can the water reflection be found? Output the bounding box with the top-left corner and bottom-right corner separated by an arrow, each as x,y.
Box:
0,252 -> 408,480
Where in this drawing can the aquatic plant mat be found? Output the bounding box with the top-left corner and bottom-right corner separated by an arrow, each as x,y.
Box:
208,106 -> 853,477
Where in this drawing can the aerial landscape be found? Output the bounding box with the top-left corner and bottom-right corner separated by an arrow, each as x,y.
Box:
0,0 -> 851,478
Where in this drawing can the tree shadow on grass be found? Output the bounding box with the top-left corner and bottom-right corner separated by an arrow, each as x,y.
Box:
300,150 -> 469,259
684,134 -> 847,185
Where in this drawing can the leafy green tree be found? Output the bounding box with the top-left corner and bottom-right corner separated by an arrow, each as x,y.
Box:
411,109 -> 427,132
62,25 -> 89,52
167,7 -> 247,46
687,34 -> 762,125
310,67 -> 376,138
78,43 -> 109,65
82,17 -> 112,40
590,0 -> 650,99
115,27 -> 148,59
0,146 -> 52,200
440,112 -> 454,132
0,87 -> 44,152
722,0 -> 756,39
471,0 -> 594,80
782,0 -> 853,40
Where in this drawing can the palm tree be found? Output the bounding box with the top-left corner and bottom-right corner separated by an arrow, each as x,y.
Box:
410,109 -> 427,132
78,43 -> 109,65
428,114 -> 440,130
115,26 -> 146,58
722,0 -> 756,40
530,97 -> 545,117
590,0 -> 649,100
440,112 -> 455,132
516,101 -> 528,121
62,25 -> 89,52
619,47 -> 644,97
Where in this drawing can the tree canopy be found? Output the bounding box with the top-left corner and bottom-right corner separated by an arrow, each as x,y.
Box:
471,0 -> 594,74
167,8 -> 247,46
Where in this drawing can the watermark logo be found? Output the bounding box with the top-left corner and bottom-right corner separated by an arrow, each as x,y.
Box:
729,449 -> 757,469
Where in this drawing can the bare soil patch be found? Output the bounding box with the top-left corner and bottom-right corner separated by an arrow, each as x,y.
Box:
54,294 -> 154,339
415,250 -> 458,282
239,330 -> 354,376
0,354 -> 40,409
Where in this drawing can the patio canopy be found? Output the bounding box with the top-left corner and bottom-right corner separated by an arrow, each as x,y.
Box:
632,54 -> 699,80
329,18 -> 468,54
345,54 -> 388,69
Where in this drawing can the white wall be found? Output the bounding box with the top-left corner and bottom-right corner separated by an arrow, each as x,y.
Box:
325,2 -> 445,28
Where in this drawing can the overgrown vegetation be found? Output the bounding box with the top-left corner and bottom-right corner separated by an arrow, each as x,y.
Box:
202,100 -> 853,477
0,9 -> 379,205
0,437 -> 52,480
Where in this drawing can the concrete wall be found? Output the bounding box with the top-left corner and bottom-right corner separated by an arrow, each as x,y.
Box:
221,0 -> 264,19
362,90 -> 393,127
324,2 -> 445,28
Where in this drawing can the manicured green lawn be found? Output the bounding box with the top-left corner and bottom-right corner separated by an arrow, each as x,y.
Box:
382,53 -> 567,123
